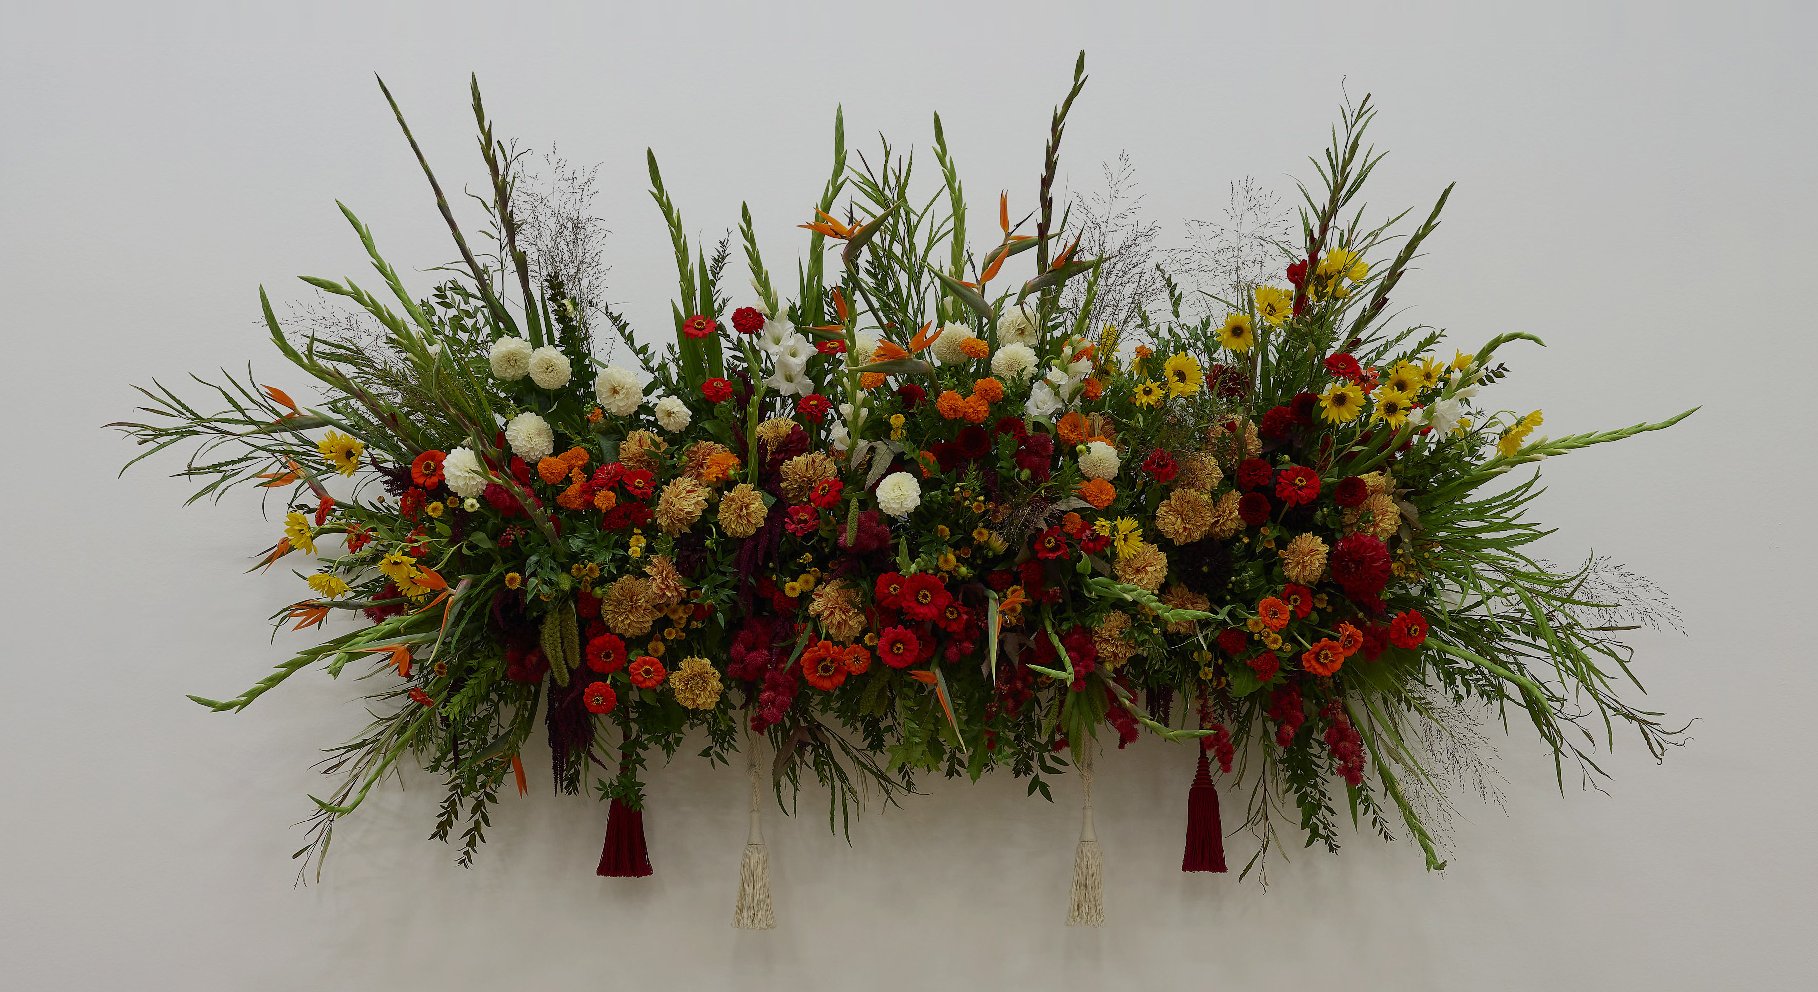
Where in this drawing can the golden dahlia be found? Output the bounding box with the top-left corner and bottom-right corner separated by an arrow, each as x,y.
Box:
669,656 -> 725,711
1281,532 -> 1329,585
779,451 -> 839,503
1174,451 -> 1224,492
1115,539 -> 1168,592
644,554 -> 687,607
619,429 -> 667,473
1158,583 -> 1210,634
600,576 -> 659,637
1093,611 -> 1140,669
1207,490 -> 1244,539
1155,488 -> 1214,544
1208,417 -> 1260,468
654,476 -> 711,535
682,441 -> 731,481
807,579 -> 867,643
718,483 -> 768,538
756,417 -> 798,453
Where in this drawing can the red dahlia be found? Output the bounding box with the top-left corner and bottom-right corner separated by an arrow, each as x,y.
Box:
1275,465 -> 1321,507
1216,629 -> 1248,655
582,681 -> 618,714
701,377 -> 734,404
877,626 -> 920,669
1238,491 -> 1272,527
1142,448 -> 1178,483
682,313 -> 715,339
730,306 -> 765,335
1260,405 -> 1297,441
1236,458 -> 1275,491
1330,533 -> 1392,600
1333,476 -> 1368,508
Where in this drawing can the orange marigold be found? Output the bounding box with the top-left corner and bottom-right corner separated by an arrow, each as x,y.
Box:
860,371 -> 887,390
958,337 -> 990,360
560,446 -> 590,469
593,489 -> 618,512
557,481 -> 591,511
935,389 -> 968,420
1056,410 -> 1090,447
972,376 -> 1005,404
961,394 -> 991,424
700,450 -> 741,485
1082,376 -> 1105,401
1077,478 -> 1116,510
537,456 -> 572,485
1257,596 -> 1292,631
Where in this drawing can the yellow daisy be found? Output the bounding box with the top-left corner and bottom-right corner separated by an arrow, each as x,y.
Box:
1218,313 -> 1255,352
307,573 -> 350,599
1384,362 -> 1420,396
1319,382 -> 1365,424
1254,285 -> 1294,325
1163,353 -> 1203,396
1418,356 -> 1446,390
283,511 -> 316,555
316,430 -> 364,477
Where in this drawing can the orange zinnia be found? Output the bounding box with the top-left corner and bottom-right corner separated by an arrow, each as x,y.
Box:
1336,622 -> 1363,657
1301,638 -> 1345,676
1257,597 -> 1292,631
1057,411 -> 1090,447
1077,479 -> 1116,510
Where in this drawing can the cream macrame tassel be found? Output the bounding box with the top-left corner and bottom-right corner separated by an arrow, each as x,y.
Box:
1067,743 -> 1105,927
733,738 -> 775,930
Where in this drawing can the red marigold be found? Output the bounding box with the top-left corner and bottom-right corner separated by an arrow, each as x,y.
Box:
899,573 -> 951,622
1330,533 -> 1392,600
809,477 -> 843,509
682,313 -> 715,339
874,572 -> 908,610
1142,448 -> 1178,483
800,640 -> 849,691
583,681 -> 618,714
731,306 -> 765,335
1301,638 -> 1345,676
1388,609 -> 1429,649
878,626 -> 919,669
1275,465 -> 1321,507
1236,458 -> 1275,491
1238,491 -> 1272,527
702,377 -> 734,404
1324,353 -> 1363,382
1281,583 -> 1314,618
627,655 -> 667,689
1333,476 -> 1368,508
586,633 -> 628,674
798,393 -> 831,422
410,450 -> 446,488
1257,597 -> 1292,631
1032,526 -> 1070,560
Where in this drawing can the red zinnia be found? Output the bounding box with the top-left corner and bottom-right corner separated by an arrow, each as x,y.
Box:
1238,491 -> 1272,527
627,656 -> 667,689
1142,448 -> 1178,483
874,572 -> 908,610
410,450 -> 446,488
1388,609 -> 1429,649
1275,465 -> 1321,507
797,393 -> 831,423
1324,353 -> 1363,382
1336,621 -> 1364,657
800,640 -> 849,691
582,681 -> 618,714
621,468 -> 655,500
1281,583 -> 1313,618
815,338 -> 846,356
1032,526 -> 1069,560
731,306 -> 765,335
586,633 -> 628,674
899,573 -> 951,622
1257,597 -> 1292,631
1334,476 -> 1368,508
935,601 -> 971,635
702,377 -> 734,404
682,313 -> 715,339
1330,533 -> 1392,600
877,626 -> 920,669
1236,458 -> 1275,491
784,505 -> 820,536
809,477 -> 843,509
842,644 -> 872,674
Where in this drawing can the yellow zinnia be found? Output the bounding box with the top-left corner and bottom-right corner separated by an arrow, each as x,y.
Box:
316,430 -> 364,477
307,573 -> 350,599
1218,313 -> 1255,352
1163,353 -> 1203,396
283,511 -> 316,555
1254,285 -> 1293,325
1319,382 -> 1365,424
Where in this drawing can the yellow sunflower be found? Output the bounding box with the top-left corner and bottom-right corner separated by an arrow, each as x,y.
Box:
1371,388 -> 1415,428
1133,380 -> 1166,407
1218,313 -> 1255,352
1319,382 -> 1365,424
1384,362 -> 1420,396
1163,353 -> 1203,396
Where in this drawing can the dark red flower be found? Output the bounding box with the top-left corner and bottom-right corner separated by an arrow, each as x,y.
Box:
1324,353 -> 1363,382
1388,609 -> 1429,649
410,450 -> 446,488
1142,448 -> 1178,483
1290,392 -> 1319,425
701,377 -> 734,404
1360,623 -> 1390,661
877,625 -> 920,669
899,573 -> 951,622
1330,533 -> 1392,600
993,415 -> 1029,440
897,383 -> 926,409
1281,583 -> 1314,618
797,393 -> 831,423
586,633 -> 628,674
1287,254 -> 1316,286
1274,465 -> 1321,507
955,426 -> 991,462
1014,431 -> 1054,481
1238,491 -> 1272,527
1260,405 -> 1297,441
1236,458 -> 1275,491
682,313 -> 715,339
621,468 -> 655,501
809,477 -> 843,509
1080,532 -> 1110,555
504,644 -> 549,683
1334,476 -> 1368,508
1246,653 -> 1281,684
399,487 -> 426,520
731,306 -> 765,335
583,681 -> 618,714
1033,526 -> 1069,560
1216,629 -> 1248,655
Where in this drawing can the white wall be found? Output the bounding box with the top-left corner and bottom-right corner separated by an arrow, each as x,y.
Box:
3,1 -> 1813,988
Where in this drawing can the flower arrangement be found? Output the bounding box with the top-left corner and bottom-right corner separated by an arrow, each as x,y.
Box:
115,56 -> 1691,925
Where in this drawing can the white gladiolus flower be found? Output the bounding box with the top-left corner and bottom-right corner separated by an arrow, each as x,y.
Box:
1078,440 -> 1120,480
654,396 -> 692,433
875,471 -> 922,518
764,362 -> 814,397
504,411 -> 555,462
930,322 -> 978,365
758,315 -> 796,352
770,333 -> 816,370
594,366 -> 644,417
1024,380 -> 1063,420
991,343 -> 1038,380
527,346 -> 572,389
997,305 -> 1040,348
488,336 -> 533,381
443,447 -> 490,498
1043,365 -> 1070,389
827,422 -> 850,450
854,329 -> 881,360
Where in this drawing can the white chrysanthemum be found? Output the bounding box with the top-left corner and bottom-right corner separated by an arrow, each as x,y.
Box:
930,323 -> 978,365
488,336 -> 533,381
504,411 -> 555,462
1024,380 -> 1063,420
594,366 -> 644,417
875,471 -> 921,518
758,315 -> 796,352
1079,440 -> 1120,480
991,343 -> 1038,380
443,447 -> 490,498
527,346 -> 572,389
654,396 -> 692,433
998,305 -> 1040,348
764,362 -> 814,397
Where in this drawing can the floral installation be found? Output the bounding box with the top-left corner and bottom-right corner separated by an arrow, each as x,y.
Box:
115,56 -> 1691,926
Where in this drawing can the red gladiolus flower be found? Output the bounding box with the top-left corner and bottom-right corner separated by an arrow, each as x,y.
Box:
1033,526 -> 1069,560
1281,583 -> 1313,618
731,306 -> 765,335
899,573 -> 951,622
809,477 -> 843,509
877,626 -> 920,669
586,633 -> 628,674
1388,609 -> 1429,649
1142,448 -> 1178,483
583,681 -> 618,714
621,468 -> 655,500
1287,256 -> 1314,286
1324,353 -> 1363,382
701,377 -> 734,404
314,495 -> 336,526
1238,491 -> 1272,527
627,656 -> 667,689
797,393 -> 831,423
1275,465 -> 1321,507
1236,458 -> 1275,491
1330,533 -> 1392,600
800,640 -> 849,691
410,450 -> 446,488
1334,476 -> 1368,508
682,313 -> 715,339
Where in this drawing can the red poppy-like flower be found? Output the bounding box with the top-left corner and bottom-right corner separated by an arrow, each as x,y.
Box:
1247,652 -> 1281,684
1301,638 -> 1345,676
1275,465 -> 1321,507
1388,609 -> 1429,649
1281,583 -> 1314,618
1032,526 -> 1069,560
797,393 -> 831,423
621,468 -> 655,500
1257,597 -> 1292,631
878,626 -> 920,668
1216,629 -> 1248,656
410,450 -> 446,488
701,377 -> 734,404
809,477 -> 843,509
1324,353 -> 1363,382
1333,476 -> 1368,508
1330,533 -> 1392,600
1238,491 -> 1272,527
899,573 -> 951,622
1260,405 -> 1297,441
1236,458 -> 1275,491
897,383 -> 926,409
800,640 -> 849,691
1287,255 -> 1314,286
344,523 -> 372,552
1142,448 -> 1178,483
1079,532 -> 1110,555
784,505 -> 821,537
627,655 -> 667,689
1336,621 -> 1364,657
586,632 -> 628,674
583,681 -> 618,714
731,306 -> 765,335
682,313 -> 715,339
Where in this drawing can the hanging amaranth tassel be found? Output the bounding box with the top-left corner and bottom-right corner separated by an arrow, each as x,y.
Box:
597,754 -> 652,878
1067,743 -> 1105,927
1181,749 -> 1227,873
733,739 -> 775,930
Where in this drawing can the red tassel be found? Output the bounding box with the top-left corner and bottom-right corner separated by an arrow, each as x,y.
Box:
1182,751 -> 1227,873
596,796 -> 653,877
